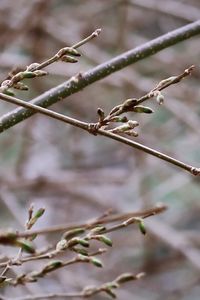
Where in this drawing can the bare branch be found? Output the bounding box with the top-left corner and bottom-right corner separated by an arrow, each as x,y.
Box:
0,272 -> 144,299
0,65 -> 199,176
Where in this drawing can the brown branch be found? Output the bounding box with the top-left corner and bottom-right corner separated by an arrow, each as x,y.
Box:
0,29 -> 101,93
0,272 -> 144,299
0,65 -> 199,176
0,204 -> 166,241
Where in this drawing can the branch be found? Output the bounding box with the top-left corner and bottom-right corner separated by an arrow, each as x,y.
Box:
0,29 -> 101,93
0,204 -> 166,240
0,71 -> 199,176
0,21 -> 200,132
0,272 -> 144,299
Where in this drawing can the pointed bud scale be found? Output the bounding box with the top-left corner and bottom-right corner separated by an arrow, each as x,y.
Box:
105,288 -> 116,299
97,108 -> 105,121
62,228 -> 85,240
29,234 -> 37,241
57,47 -> 81,57
122,98 -> 138,109
34,70 -> 48,77
91,257 -> 103,268
26,63 -> 40,71
138,220 -> 146,235
23,72 -> 36,79
74,248 -> 89,256
78,239 -> 90,248
61,55 -> 78,63
34,207 -> 45,219
91,226 -> 106,234
110,116 -> 128,123
133,105 -> 154,114
99,235 -> 112,247
116,273 -> 135,284
16,240 -> 35,254
27,207 -> 45,229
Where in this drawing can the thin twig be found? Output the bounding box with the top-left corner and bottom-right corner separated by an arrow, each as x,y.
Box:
0,204 -> 166,240
0,272 -> 144,299
0,28 -> 101,92
0,76 -> 199,176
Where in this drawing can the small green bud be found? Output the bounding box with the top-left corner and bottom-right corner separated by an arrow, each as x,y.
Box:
158,76 -> 177,87
122,98 -> 138,109
91,257 -> 103,268
110,116 -> 128,123
138,220 -> 146,235
77,254 -> 90,262
27,207 -> 45,229
23,72 -> 36,79
91,226 -> 106,234
3,89 -> 15,96
99,235 -> 112,247
29,234 -> 37,241
133,105 -> 154,114
62,228 -> 85,240
78,239 -> 90,248
116,273 -> 135,284
26,63 -> 40,71
62,47 -> 81,57
97,108 -> 105,121
105,288 -> 116,299
17,240 -> 35,254
57,47 -> 81,58
74,248 -> 88,256
34,208 -> 45,219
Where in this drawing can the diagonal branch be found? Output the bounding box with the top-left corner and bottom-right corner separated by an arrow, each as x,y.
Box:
0,92 -> 199,176
0,21 -> 200,132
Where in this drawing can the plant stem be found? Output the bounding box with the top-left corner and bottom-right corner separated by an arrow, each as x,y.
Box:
0,93 -> 199,176
9,204 -> 166,239
0,21 -> 200,132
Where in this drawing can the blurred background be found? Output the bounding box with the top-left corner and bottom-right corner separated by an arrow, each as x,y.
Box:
0,0 -> 200,299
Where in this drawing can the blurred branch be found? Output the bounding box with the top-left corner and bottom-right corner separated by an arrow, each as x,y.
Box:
0,28 -> 101,93
5,204 -> 166,239
148,219 -> 200,271
0,272 -> 144,299
129,0 -> 200,22
0,20 -> 200,132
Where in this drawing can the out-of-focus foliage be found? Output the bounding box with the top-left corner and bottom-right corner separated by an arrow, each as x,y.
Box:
0,0 -> 200,299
